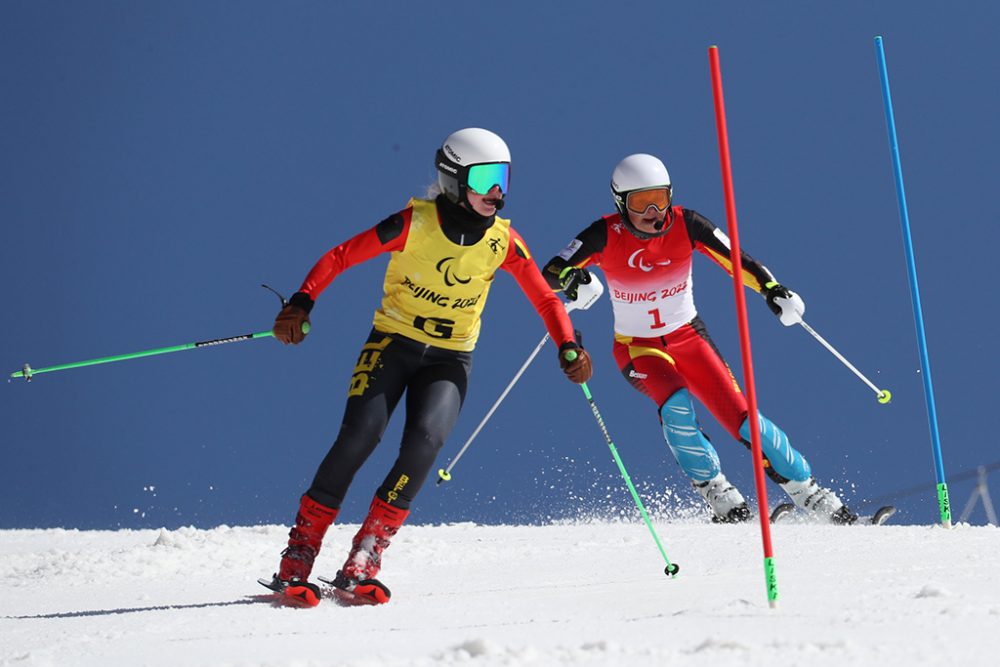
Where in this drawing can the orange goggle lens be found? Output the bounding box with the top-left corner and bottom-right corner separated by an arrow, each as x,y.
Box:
626,187 -> 672,214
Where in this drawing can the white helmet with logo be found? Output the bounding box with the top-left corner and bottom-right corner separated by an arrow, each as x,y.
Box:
436,128 -> 511,207
611,154 -> 674,238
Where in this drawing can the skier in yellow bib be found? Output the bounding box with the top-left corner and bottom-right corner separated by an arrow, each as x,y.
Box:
262,128 -> 591,606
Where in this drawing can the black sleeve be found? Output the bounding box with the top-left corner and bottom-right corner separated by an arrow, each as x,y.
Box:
374,213 -> 405,244
683,208 -> 721,248
684,208 -> 776,292
288,291 -> 315,313
541,218 -> 608,290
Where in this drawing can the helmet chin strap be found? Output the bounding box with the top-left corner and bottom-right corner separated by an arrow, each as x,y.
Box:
492,198 -> 505,211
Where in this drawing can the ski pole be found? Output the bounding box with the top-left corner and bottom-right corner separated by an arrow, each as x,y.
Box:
568,355 -> 679,577
875,35 -> 951,528
437,274 -> 605,484
797,319 -> 891,404
437,331 -> 551,484
9,323 -> 309,382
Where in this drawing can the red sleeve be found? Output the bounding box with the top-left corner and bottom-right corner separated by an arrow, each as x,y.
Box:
299,209 -> 411,299
501,227 -> 577,348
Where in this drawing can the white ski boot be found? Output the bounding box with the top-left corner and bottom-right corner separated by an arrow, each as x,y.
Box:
693,473 -> 751,523
780,477 -> 857,524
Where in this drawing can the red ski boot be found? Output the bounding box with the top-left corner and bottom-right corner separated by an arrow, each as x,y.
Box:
330,496 -> 408,606
261,494 -> 338,607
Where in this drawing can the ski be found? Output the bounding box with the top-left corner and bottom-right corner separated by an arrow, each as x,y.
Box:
255,571 -> 394,608
318,572 -> 392,606
257,575 -> 324,608
769,503 -> 796,524
705,504 -> 795,524
769,503 -> 897,525
870,505 -> 897,525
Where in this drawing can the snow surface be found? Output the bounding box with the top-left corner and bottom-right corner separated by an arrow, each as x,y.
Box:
2,520 -> 998,667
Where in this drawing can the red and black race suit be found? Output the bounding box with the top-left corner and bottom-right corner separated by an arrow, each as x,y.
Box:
543,207 -> 777,436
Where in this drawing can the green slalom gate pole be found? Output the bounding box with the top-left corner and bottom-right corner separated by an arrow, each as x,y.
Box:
9,323 -> 309,381
566,351 -> 679,577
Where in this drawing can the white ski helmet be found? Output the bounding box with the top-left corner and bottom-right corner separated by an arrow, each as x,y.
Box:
611,153 -> 674,238
436,128 -> 511,207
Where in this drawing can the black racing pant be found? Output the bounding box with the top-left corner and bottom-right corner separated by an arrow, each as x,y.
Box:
306,329 -> 472,511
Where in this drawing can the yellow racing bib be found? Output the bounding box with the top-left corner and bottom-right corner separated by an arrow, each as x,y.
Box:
372,199 -> 511,351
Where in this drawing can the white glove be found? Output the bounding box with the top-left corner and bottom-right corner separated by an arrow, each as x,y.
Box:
566,271 -> 604,312
765,283 -> 805,326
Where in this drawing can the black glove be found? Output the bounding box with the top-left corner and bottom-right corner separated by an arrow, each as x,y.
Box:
763,283 -> 793,316
273,292 -> 314,345
559,267 -> 592,301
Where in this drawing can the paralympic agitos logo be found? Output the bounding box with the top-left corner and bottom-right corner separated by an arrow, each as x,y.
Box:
628,249 -> 672,272
436,257 -> 472,286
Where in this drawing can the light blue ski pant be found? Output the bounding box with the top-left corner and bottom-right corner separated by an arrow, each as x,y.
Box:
659,388 -> 811,483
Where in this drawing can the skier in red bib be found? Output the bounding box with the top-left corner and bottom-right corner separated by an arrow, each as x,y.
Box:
263,128 -> 592,607
542,153 -> 856,525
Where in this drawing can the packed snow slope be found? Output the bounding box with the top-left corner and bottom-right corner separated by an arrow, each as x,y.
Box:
1,520 -> 997,667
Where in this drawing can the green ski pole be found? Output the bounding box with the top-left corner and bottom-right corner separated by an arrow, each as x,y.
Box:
10,323 -> 309,381
565,351 -> 679,577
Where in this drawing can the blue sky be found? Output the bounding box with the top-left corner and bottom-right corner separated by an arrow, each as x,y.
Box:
3,1 -> 998,529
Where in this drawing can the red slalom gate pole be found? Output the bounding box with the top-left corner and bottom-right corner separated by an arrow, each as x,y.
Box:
708,45 -> 779,609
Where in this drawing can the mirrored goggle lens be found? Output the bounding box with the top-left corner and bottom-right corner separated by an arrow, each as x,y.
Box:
626,187 -> 672,213
466,162 -> 510,195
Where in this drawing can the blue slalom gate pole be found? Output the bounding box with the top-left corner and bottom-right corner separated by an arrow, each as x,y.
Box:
874,36 -> 951,528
